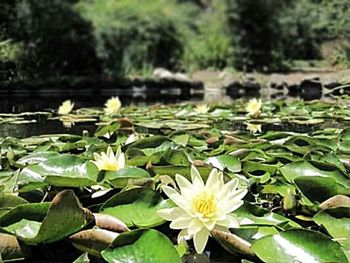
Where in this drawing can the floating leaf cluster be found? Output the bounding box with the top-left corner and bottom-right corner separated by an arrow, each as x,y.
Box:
0,98 -> 350,262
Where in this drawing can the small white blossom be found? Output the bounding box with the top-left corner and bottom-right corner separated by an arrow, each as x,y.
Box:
246,98 -> 262,118
92,146 -> 125,172
104,97 -> 122,115
158,166 -> 247,254
246,123 -> 262,134
58,100 -> 74,115
194,104 -> 210,114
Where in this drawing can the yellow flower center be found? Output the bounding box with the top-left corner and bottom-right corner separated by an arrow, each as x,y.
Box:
193,192 -> 217,218
102,161 -> 119,171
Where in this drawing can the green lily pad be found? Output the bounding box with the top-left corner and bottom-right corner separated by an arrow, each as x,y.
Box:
16,151 -> 60,166
294,176 -> 348,202
70,228 -> 119,257
20,154 -> 99,187
100,188 -> 170,228
0,190 -> 89,244
252,229 -> 348,263
104,167 -> 150,188
101,229 -> 181,263
314,207 -> 350,248
234,202 -> 300,229
206,154 -> 241,173
280,161 -> 350,186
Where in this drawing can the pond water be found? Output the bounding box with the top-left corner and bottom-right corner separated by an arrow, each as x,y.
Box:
1,91 -> 349,139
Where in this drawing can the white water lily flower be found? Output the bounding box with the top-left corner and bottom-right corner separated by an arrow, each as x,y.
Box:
194,104 -> 210,114
58,100 -> 74,115
92,146 -> 125,171
158,166 -> 247,254
246,98 -> 262,118
125,133 -> 143,145
246,123 -> 262,134
104,96 -> 122,115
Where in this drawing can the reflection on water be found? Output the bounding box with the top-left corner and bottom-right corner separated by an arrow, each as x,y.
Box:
0,92 -> 204,113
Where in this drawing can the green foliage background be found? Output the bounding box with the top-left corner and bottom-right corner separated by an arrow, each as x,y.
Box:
1,0 -> 349,80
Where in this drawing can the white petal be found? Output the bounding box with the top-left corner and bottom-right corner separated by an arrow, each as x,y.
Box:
162,186 -> 189,210
91,189 -> 112,199
191,166 -> 204,188
170,216 -> 193,229
203,219 -> 216,231
193,228 -> 209,254
213,225 -> 230,233
217,215 -> 240,229
221,188 -> 248,205
93,153 -> 101,160
218,186 -> 247,203
227,215 -> 240,228
224,178 -> 239,193
178,229 -> 192,243
188,218 -> 203,236
206,168 -> 220,186
157,207 -> 186,221
175,174 -> 193,195
118,153 -> 125,168
220,200 -> 244,214
107,146 -> 113,157
116,146 -> 121,156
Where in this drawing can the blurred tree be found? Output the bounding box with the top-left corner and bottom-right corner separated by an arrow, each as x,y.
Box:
77,0 -> 195,76
13,0 -> 100,79
227,0 -> 288,71
182,0 -> 233,70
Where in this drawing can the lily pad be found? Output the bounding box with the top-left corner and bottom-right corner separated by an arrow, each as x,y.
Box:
206,154 -> 241,173
101,229 -> 181,263
234,202 -> 300,229
314,207 -> 350,248
252,229 -> 348,263
104,167 -> 151,188
0,190 -> 89,244
20,154 -> 99,187
100,188 -> 170,228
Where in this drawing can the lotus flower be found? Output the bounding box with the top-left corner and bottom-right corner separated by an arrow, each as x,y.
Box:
58,100 -> 74,115
246,98 -> 262,118
158,166 -> 247,254
92,146 -> 125,171
194,104 -> 210,114
104,96 -> 122,115
246,123 -> 262,134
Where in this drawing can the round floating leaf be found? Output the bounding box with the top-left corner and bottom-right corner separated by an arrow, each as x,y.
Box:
101,229 -> 181,263
100,188 -> 170,228
280,160 -> 350,187
20,154 -> 99,187
162,149 -> 190,166
294,176 -> 342,202
171,134 -> 190,147
234,202 -> 300,229
70,229 -> 119,257
104,167 -> 150,188
314,207 -> 350,248
252,229 -> 348,263
16,151 -> 60,166
206,155 -> 241,173
0,194 -> 28,216
1,190 -> 89,244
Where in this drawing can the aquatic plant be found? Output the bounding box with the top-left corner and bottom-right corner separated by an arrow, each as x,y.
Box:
158,166 -> 247,253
